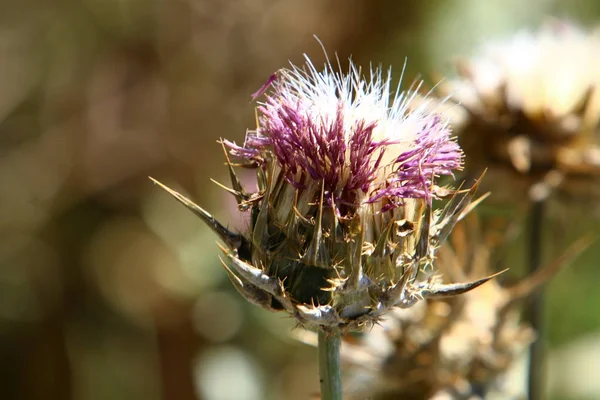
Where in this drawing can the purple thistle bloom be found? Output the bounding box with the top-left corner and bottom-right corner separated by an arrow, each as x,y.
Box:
232,56 -> 463,214
153,54 -> 493,333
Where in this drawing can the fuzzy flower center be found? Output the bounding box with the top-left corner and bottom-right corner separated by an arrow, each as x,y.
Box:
231,56 -> 463,212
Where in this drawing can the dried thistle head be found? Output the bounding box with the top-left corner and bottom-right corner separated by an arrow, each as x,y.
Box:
439,21 -> 600,201
152,55 -> 496,332
309,216 -> 591,399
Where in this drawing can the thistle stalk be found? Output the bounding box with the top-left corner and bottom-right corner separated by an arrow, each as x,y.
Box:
526,199 -> 546,400
318,329 -> 342,400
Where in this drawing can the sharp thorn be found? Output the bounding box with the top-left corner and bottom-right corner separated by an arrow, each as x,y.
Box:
149,177 -> 244,250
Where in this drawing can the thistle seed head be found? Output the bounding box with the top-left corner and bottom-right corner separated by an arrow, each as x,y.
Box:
438,20 -> 600,201
297,215 -> 588,399
153,55 -> 495,332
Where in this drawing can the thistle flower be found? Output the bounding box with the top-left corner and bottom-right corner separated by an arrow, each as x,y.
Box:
438,21 -> 600,201
152,55 -> 496,332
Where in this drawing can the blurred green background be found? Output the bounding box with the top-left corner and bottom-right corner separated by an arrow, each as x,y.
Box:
2,1 -> 600,399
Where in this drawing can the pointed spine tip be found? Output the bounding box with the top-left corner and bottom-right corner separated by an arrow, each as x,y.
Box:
149,177 -> 245,251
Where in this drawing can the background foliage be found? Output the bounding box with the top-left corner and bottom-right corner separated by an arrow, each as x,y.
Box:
1,1 -> 600,399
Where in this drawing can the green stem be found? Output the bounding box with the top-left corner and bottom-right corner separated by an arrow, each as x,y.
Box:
318,329 -> 342,400
526,199 -> 546,400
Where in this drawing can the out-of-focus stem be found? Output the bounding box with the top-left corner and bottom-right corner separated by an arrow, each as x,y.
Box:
318,329 -> 342,400
526,199 -> 546,400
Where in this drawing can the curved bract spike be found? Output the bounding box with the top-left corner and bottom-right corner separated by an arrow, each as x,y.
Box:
149,177 -> 246,251
416,204 -> 432,260
434,172 -> 486,247
296,304 -> 343,327
302,180 -> 329,268
422,269 -> 508,299
218,140 -> 254,206
505,234 -> 594,304
218,257 -> 274,309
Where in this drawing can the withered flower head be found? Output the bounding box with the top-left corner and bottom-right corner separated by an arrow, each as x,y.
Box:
299,218 -> 590,399
440,21 -> 600,201
153,55 -> 495,332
